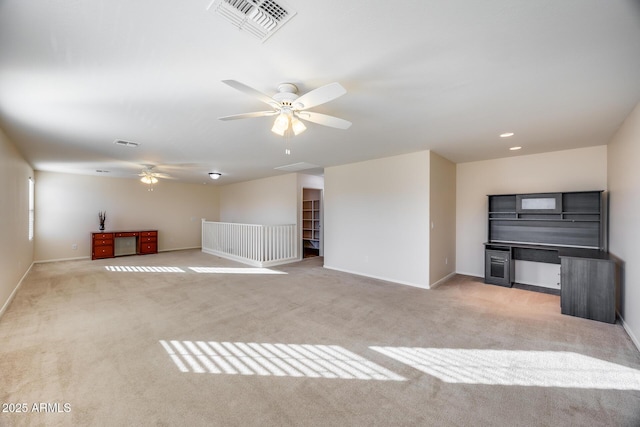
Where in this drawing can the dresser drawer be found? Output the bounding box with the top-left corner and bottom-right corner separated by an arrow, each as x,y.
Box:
115,232 -> 138,238
93,245 -> 114,259
94,239 -> 113,247
139,236 -> 157,243
140,231 -> 157,237
139,242 -> 157,254
93,233 -> 114,240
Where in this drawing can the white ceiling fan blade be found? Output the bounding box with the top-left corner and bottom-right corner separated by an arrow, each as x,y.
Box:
218,111 -> 278,121
296,111 -> 352,129
294,82 -> 347,110
154,173 -> 174,179
221,80 -> 276,106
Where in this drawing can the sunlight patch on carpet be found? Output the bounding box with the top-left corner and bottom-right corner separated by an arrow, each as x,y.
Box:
105,266 -> 185,272
188,267 -> 287,274
160,340 -> 405,381
103,266 -> 286,274
370,347 -> 640,390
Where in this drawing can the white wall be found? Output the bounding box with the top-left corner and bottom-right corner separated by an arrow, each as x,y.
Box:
429,152 -> 456,286
608,101 -> 640,350
324,151 -> 431,288
34,171 -> 219,261
456,146 -> 607,278
218,174 -> 298,225
0,128 -> 34,317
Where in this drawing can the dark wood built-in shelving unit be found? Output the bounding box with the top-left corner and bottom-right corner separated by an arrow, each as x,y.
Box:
484,191 -> 619,323
488,191 -> 604,249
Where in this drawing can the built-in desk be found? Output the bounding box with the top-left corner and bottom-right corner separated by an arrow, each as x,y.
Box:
91,230 -> 158,260
484,242 -> 619,324
484,191 -> 620,324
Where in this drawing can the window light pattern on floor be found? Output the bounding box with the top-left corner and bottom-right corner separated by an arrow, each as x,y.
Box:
160,340 -> 405,381
369,347 -> 640,390
188,267 -> 286,274
105,266 -> 185,272
104,266 -> 285,274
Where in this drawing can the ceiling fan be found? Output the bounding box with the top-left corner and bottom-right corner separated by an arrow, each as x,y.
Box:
138,165 -> 172,186
218,80 -> 352,136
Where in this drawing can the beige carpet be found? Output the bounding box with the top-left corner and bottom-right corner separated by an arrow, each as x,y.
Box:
1,249 -> 639,426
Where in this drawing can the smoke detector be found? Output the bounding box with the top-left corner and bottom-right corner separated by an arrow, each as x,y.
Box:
207,0 -> 297,42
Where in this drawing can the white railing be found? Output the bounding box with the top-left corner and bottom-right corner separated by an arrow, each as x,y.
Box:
201,221 -> 298,267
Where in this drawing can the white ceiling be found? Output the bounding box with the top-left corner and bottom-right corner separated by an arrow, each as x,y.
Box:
1,0 -> 639,185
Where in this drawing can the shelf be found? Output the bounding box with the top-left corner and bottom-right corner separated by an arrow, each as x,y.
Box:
490,212 -> 600,216
490,218 -> 600,222
488,191 -> 604,250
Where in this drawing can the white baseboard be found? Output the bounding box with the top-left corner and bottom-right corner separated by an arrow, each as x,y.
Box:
159,246 -> 201,252
0,262 -> 34,320
455,270 -> 483,278
619,314 -> 640,353
34,256 -> 89,263
35,247 -> 202,264
430,271 -> 457,289
323,265 -> 429,290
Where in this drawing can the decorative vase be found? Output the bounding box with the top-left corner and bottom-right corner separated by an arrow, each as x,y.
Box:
98,211 -> 106,232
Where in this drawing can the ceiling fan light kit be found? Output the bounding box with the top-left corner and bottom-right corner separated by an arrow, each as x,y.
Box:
219,79 -> 351,137
291,117 -> 306,135
140,175 -> 158,184
138,165 -> 171,190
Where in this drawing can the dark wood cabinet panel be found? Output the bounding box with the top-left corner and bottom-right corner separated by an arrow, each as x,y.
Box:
485,249 -> 512,287
560,257 -> 618,323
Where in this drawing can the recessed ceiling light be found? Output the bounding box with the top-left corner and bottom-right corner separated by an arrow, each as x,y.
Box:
510,146 -> 522,151
500,132 -> 515,138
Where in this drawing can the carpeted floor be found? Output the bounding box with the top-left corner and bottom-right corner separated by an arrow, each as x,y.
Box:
1,249 -> 639,426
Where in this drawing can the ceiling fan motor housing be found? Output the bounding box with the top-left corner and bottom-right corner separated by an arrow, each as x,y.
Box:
273,83 -> 301,108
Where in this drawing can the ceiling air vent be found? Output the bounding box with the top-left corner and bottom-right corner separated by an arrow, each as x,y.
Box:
207,0 -> 297,42
113,140 -> 140,148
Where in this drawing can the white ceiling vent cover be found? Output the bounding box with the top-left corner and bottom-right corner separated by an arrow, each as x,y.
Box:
207,0 -> 296,42
113,140 -> 140,148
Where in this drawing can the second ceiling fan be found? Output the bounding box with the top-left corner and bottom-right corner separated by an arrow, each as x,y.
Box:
218,80 -> 352,136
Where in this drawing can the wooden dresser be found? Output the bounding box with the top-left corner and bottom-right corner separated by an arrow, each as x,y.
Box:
91,230 -> 158,260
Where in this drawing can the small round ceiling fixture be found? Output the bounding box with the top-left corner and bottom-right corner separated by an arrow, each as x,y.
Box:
509,146 -> 522,151
500,132 -> 515,138
209,172 -> 222,180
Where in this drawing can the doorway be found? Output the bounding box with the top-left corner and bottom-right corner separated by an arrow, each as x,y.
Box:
302,188 -> 322,258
